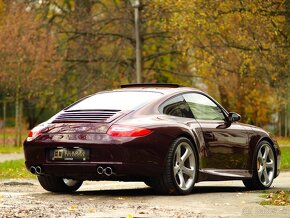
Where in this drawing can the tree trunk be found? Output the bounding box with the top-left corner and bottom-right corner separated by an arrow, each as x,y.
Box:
283,0 -> 290,136
14,96 -> 22,147
2,100 -> 6,146
74,0 -> 93,98
14,90 -> 22,146
15,63 -> 22,147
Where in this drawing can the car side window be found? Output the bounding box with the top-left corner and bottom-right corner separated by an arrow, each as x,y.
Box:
160,95 -> 194,118
183,93 -> 225,120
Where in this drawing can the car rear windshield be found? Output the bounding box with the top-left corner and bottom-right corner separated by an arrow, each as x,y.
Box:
67,91 -> 163,111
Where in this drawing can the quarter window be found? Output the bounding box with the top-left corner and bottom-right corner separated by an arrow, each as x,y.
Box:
160,95 -> 194,118
183,93 -> 225,120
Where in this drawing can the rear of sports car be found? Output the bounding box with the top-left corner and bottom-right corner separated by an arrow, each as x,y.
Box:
23,90 -> 174,192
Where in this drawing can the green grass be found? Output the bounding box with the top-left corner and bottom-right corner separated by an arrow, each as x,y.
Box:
0,146 -> 23,154
0,159 -> 35,179
277,137 -> 290,146
280,147 -> 290,170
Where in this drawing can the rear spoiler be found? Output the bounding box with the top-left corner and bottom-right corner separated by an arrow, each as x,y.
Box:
121,83 -> 182,88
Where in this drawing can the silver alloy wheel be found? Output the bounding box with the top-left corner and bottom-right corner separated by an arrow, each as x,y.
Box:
257,143 -> 275,187
173,142 -> 196,191
63,178 -> 79,187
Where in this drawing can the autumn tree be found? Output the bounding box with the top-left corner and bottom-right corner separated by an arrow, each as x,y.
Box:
0,0 -> 288,137
0,2 -> 62,144
29,0 -> 188,101
150,0 -> 289,133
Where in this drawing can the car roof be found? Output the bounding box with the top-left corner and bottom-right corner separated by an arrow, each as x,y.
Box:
113,84 -> 201,95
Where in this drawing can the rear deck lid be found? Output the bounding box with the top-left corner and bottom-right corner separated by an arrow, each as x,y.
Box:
52,110 -> 123,123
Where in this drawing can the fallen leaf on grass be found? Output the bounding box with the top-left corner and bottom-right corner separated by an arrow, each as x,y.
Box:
262,191 -> 290,206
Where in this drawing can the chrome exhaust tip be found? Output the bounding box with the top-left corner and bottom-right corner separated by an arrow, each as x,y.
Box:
30,166 -> 36,174
104,167 -> 113,176
97,166 -> 104,174
35,166 -> 42,174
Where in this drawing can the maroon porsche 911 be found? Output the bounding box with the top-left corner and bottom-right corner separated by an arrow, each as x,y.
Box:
24,84 -> 280,195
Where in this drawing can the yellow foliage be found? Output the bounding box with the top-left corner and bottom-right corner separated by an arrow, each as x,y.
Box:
147,0 -> 288,126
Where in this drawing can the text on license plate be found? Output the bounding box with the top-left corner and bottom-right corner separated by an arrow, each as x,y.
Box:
50,148 -> 89,161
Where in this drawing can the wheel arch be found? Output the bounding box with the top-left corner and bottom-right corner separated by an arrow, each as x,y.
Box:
176,132 -> 200,180
176,132 -> 199,154
256,137 -> 279,178
158,126 -> 201,183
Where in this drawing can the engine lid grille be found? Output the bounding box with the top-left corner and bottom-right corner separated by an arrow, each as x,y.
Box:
52,110 -> 122,123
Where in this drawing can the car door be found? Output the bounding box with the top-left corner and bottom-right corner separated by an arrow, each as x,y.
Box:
183,92 -> 249,170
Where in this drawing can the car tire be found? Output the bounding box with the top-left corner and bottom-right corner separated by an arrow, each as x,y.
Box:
151,137 -> 198,195
243,140 -> 276,190
38,175 -> 83,193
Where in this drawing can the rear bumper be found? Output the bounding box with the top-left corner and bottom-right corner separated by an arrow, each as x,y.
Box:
23,132 -> 173,180
24,161 -> 162,180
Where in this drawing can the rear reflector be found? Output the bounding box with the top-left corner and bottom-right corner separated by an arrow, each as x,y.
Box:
28,131 -> 34,137
107,125 -> 152,137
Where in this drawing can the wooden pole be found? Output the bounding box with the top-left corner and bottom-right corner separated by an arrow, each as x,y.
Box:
3,100 -> 6,146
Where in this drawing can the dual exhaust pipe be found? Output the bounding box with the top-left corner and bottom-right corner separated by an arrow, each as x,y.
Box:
97,166 -> 114,176
30,165 -> 114,176
30,166 -> 42,175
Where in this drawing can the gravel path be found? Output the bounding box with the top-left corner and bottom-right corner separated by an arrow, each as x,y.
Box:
0,153 -> 24,163
0,172 -> 289,217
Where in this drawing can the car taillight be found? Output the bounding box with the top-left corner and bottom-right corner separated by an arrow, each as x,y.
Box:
107,125 -> 152,137
27,124 -> 47,141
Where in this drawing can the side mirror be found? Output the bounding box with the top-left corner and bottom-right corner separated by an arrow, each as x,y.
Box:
228,112 -> 241,122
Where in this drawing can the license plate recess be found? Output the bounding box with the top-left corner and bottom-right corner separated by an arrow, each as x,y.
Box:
49,148 -> 90,161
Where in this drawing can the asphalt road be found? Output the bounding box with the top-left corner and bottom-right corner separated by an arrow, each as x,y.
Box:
0,172 -> 290,217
